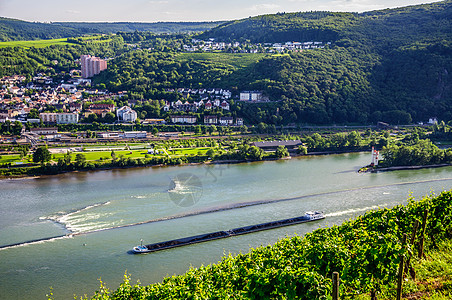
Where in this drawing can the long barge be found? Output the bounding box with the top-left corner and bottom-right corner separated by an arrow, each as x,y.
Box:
132,211 -> 324,254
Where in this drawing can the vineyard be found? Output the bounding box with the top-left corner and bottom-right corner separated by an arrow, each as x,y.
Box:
80,190 -> 452,299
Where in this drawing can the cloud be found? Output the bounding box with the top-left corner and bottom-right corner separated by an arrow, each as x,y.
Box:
66,10 -> 80,14
316,0 -> 386,12
149,1 -> 169,4
250,3 -> 280,11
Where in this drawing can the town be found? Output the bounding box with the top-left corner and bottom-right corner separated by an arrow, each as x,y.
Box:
0,56 -> 269,131
182,39 -> 331,53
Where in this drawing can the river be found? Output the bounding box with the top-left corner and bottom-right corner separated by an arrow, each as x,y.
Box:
0,152 -> 451,299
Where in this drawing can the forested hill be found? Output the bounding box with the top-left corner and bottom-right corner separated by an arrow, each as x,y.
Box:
0,17 -> 87,41
0,17 -> 224,41
200,1 -> 451,48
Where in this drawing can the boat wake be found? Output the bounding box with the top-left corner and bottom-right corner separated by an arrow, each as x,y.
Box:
40,201 -> 111,233
0,235 -> 71,251
325,205 -> 385,217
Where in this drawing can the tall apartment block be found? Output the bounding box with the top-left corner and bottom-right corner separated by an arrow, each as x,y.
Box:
81,55 -> 107,78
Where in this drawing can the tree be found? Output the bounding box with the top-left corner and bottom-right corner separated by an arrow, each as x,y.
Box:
63,151 -> 72,165
347,131 -> 361,147
33,147 -> 51,163
275,145 -> 289,158
298,145 -> 308,155
28,108 -> 39,119
111,150 -> 117,161
257,122 -> 268,134
102,112 -> 116,124
206,148 -> 215,158
248,146 -> 264,161
86,113 -> 98,123
75,153 -> 86,168
208,125 -> 217,135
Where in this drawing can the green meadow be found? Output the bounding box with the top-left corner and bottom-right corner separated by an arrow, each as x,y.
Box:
0,35 -> 112,48
0,38 -> 71,48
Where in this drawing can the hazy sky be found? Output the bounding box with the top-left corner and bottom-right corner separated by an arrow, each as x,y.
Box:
0,0 -> 443,22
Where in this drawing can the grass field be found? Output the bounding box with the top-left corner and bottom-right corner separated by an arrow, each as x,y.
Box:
0,154 -> 25,164
0,38 -> 72,48
51,146 -> 214,162
52,150 -> 152,162
1,145 -> 215,166
0,35 -> 112,48
169,147 -> 211,156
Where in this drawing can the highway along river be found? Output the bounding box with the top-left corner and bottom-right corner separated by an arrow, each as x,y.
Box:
1,152 -> 451,299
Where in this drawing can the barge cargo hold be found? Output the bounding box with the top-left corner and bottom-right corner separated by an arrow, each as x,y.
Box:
131,211 -> 324,254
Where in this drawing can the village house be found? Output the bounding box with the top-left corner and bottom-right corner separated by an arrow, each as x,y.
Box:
0,109 -> 20,121
30,127 -> 58,135
170,115 -> 197,124
143,118 -> 166,125
219,116 -> 234,126
69,102 -> 83,112
204,115 -> 218,124
85,103 -> 115,117
221,100 -> 230,110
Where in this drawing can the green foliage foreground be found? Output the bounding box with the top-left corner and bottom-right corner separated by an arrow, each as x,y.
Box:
78,190 -> 452,299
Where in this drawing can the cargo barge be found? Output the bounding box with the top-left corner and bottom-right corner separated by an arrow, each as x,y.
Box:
132,211 -> 324,254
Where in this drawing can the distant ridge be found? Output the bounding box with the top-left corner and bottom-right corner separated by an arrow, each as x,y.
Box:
0,17 -> 225,41
52,21 -> 226,35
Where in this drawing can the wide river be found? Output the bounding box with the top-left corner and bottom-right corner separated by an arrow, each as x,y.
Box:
0,152 -> 451,299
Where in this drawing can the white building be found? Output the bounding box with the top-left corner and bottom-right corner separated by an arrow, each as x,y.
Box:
116,106 -> 138,123
240,91 -> 263,101
39,112 -> 57,124
56,113 -> 79,124
40,112 -> 79,124
120,131 -> 147,139
171,115 -> 197,124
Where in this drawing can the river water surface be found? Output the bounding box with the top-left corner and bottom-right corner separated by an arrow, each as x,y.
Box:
1,152 -> 451,299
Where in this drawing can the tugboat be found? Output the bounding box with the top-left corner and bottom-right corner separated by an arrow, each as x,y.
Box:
304,211 -> 324,220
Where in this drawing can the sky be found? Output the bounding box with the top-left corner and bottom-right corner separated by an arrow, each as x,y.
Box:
0,0 -> 443,23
